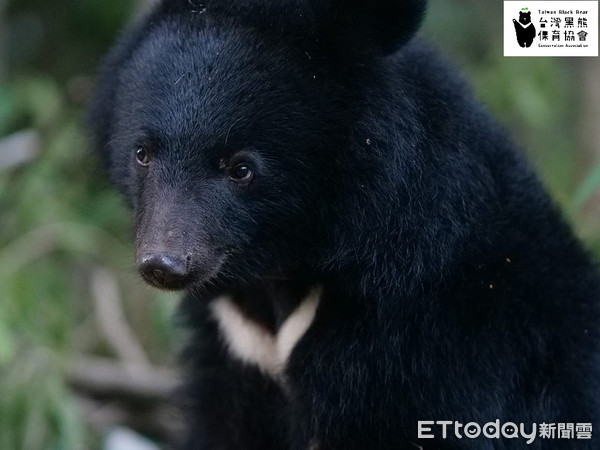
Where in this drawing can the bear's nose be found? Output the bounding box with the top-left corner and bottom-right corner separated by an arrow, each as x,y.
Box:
137,252 -> 189,288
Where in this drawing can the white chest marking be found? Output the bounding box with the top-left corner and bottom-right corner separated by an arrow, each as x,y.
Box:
210,287 -> 321,378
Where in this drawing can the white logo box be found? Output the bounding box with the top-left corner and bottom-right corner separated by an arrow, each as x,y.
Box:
504,1 -> 598,56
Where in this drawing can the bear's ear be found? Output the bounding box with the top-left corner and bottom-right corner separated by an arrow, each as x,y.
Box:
324,0 -> 427,55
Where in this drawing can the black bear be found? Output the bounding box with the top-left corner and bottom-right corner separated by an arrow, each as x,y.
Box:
87,0 -> 600,448
513,11 -> 536,48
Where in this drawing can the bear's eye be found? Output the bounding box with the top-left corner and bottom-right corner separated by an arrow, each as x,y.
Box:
135,146 -> 151,166
229,163 -> 253,183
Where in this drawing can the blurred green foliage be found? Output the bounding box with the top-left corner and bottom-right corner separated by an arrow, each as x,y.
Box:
1,1 -> 178,448
0,0 -> 598,448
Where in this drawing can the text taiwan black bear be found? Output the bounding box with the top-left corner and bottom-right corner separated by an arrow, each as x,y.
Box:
86,0 -> 600,448
513,11 -> 536,48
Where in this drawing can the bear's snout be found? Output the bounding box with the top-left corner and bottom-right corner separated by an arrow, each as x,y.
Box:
137,251 -> 190,289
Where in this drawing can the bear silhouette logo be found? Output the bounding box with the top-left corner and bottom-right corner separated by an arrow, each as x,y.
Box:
513,9 -> 536,47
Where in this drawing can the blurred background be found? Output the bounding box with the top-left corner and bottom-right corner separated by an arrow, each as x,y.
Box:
0,0 -> 599,448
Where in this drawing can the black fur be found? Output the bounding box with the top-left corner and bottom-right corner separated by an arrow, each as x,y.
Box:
87,0 -> 600,448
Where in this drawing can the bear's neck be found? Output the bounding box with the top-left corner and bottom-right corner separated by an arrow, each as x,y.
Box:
214,279 -> 315,333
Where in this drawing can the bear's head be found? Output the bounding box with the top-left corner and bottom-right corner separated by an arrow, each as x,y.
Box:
87,0 -> 427,291
519,11 -> 531,25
